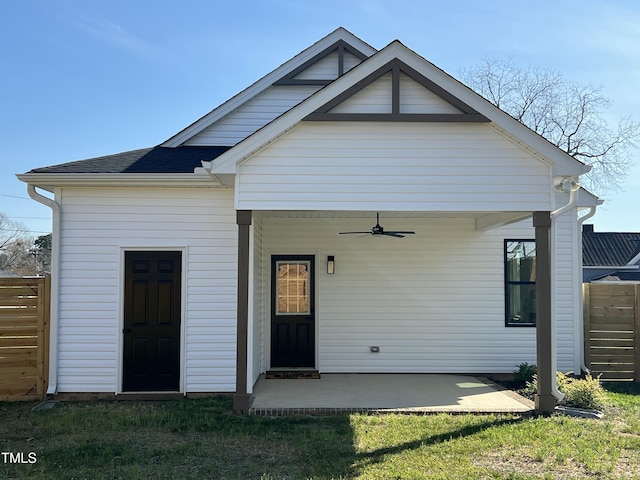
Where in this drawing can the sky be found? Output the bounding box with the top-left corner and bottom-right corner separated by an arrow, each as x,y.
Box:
2,0 -> 639,237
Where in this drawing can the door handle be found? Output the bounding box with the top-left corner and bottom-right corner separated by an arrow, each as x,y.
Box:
123,328 -> 132,334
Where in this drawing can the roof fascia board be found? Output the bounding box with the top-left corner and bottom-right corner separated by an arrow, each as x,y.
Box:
162,28 -> 377,147
16,173 -> 223,188
211,41 -> 591,177
576,187 -> 602,207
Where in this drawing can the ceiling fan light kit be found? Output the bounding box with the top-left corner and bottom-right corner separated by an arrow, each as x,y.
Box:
339,213 -> 415,238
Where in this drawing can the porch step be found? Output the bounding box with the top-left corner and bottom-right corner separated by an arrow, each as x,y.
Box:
266,370 -> 320,380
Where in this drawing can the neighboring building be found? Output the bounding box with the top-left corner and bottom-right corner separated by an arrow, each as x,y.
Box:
18,28 -> 596,410
583,224 -> 640,282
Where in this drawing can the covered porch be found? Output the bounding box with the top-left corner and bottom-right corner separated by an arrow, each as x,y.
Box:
234,210 -> 559,414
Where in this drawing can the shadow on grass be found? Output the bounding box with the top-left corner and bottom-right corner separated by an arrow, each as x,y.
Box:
353,415 -> 526,472
603,381 -> 640,395
1,397 -> 536,480
0,397 -> 357,480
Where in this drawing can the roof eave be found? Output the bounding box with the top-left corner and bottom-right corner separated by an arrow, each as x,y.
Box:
16,172 -> 225,189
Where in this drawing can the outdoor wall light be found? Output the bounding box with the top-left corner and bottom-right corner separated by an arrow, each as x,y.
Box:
327,255 -> 335,274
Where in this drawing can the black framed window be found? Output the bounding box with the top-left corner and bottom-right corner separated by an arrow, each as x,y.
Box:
505,240 -> 536,327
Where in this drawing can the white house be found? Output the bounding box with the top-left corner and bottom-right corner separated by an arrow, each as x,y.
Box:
18,28 -> 597,412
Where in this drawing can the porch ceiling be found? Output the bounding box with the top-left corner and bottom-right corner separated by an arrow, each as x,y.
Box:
256,210 -> 532,230
258,210 -> 530,219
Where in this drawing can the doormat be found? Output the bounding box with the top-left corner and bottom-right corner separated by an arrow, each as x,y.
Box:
266,370 -> 321,379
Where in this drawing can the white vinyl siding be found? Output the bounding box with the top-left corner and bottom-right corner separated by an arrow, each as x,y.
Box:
329,73 -> 462,114
237,122 -> 553,211
260,215 -> 575,374
293,50 -> 363,80
330,73 -> 393,114
399,74 -> 462,114
185,86 -> 320,147
554,210 -> 580,373
56,187 -> 237,393
343,51 -> 364,73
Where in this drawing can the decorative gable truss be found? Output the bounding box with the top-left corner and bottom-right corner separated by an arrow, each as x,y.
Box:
273,39 -> 369,85
175,36 -> 374,147
304,59 -> 489,123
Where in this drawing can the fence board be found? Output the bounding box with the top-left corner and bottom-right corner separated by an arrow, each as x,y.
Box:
0,312 -> 40,322
0,327 -> 39,337
590,339 -> 634,348
589,324 -> 634,332
584,283 -> 640,381
0,357 -> 37,368
0,338 -> 38,348
0,277 -> 50,400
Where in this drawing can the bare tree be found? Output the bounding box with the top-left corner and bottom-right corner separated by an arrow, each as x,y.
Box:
0,212 -> 34,275
459,58 -> 640,194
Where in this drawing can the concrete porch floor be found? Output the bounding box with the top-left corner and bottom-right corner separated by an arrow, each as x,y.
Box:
249,373 -> 534,415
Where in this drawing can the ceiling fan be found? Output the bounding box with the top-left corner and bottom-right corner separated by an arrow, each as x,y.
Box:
339,213 -> 415,238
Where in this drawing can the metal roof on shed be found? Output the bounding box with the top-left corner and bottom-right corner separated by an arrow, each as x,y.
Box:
583,230 -> 640,266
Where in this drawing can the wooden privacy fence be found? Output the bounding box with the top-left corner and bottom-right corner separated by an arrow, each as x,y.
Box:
0,277 -> 50,400
583,283 -> 640,381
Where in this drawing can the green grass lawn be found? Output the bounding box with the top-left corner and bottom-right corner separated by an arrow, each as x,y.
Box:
1,383 -> 639,479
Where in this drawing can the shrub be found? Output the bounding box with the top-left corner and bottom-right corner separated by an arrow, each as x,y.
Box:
514,362 -> 537,385
523,369 -> 608,410
560,373 -> 608,410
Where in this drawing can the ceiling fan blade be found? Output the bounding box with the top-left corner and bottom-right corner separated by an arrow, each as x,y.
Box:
339,213 -> 415,238
383,232 -> 406,238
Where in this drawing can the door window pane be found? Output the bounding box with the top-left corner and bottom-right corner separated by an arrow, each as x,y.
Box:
276,261 -> 310,314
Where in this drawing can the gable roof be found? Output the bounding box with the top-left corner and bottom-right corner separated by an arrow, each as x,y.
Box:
583,228 -> 640,266
209,40 -> 591,178
162,28 -> 377,148
19,29 -> 592,192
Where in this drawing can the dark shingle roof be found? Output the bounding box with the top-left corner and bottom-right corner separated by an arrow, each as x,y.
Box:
27,146 -> 232,174
583,230 -> 640,266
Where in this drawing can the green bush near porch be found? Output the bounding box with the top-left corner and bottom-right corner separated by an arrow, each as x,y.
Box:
521,370 -> 609,411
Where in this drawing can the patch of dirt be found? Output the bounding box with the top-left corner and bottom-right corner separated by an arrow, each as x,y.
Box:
475,450 -> 599,479
611,450 -> 640,479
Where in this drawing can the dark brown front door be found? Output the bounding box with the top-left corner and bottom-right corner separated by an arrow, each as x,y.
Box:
123,251 -> 181,391
271,255 -> 315,368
